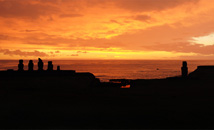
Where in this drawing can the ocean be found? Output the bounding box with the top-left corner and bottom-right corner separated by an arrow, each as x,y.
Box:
0,60 -> 214,82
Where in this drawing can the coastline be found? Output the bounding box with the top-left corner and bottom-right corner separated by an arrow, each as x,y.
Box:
1,60 -> 214,129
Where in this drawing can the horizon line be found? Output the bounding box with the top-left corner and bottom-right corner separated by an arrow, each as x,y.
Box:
0,59 -> 214,61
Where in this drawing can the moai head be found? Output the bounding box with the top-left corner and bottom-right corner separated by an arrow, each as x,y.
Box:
28,60 -> 34,71
18,59 -> 24,71
38,58 -> 44,71
182,61 -> 187,67
181,61 -> 188,78
19,59 -> 23,64
47,61 -> 53,71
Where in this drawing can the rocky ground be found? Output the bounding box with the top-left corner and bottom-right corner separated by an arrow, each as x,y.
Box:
1,75 -> 214,129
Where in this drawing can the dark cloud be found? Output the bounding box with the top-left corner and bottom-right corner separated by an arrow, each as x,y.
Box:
26,41 -> 60,46
0,0 -> 198,19
133,15 -> 151,22
0,49 -> 48,57
55,51 -> 60,53
59,13 -> 83,18
0,0 -> 58,19
77,51 -> 87,53
70,54 -> 79,56
0,34 -> 21,41
0,34 -> 10,40
115,0 -> 199,12
25,30 -> 38,32
110,20 -> 123,25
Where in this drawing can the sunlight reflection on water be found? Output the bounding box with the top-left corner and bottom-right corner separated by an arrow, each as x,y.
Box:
121,84 -> 130,88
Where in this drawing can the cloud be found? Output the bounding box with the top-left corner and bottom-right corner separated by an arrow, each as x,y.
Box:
2,18 -> 214,55
8,21 -> 213,55
115,0 -> 199,12
59,13 -> 83,18
179,54 -> 214,60
0,0 -> 58,19
24,30 -> 38,32
0,0 -> 198,20
0,49 -> 48,57
0,0 -> 199,20
140,42 -> 214,55
0,0 -> 213,60
55,51 -> 60,53
0,34 -> 10,40
110,20 -> 123,25
101,22 -> 214,54
77,51 -> 88,53
70,54 -> 79,56
133,15 -> 151,22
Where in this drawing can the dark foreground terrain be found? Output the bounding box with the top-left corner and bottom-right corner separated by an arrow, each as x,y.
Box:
1,73 -> 214,129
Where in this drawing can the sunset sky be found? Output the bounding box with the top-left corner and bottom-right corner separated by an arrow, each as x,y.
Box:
0,0 -> 214,60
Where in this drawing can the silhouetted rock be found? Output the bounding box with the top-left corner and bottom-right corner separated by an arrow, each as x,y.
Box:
181,61 -> 188,78
18,59 -> 24,71
188,66 -> 214,79
38,58 -> 44,71
47,61 -> 53,71
2,59 -> 214,129
28,60 -> 34,71
7,69 -> 14,72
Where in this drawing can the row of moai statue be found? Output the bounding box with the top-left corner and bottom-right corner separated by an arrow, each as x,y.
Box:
181,61 -> 188,78
18,58 -> 60,71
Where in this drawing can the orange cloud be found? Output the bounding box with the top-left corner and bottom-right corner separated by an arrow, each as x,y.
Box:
0,0 -> 214,59
0,49 -> 48,57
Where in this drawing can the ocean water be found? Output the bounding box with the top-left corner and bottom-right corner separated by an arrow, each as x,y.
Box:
0,60 -> 214,82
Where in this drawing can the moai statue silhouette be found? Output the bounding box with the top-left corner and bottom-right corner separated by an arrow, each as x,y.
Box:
57,66 -> 60,71
181,61 -> 188,78
38,58 -> 44,71
28,60 -> 34,71
18,59 -> 24,71
47,61 -> 53,71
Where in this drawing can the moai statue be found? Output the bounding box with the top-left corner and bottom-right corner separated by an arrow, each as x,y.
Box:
181,61 -> 188,78
38,58 -> 44,71
18,59 -> 24,71
28,60 -> 34,71
57,66 -> 60,71
47,61 -> 53,71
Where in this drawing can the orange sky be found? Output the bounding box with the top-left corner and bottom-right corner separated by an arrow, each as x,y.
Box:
0,0 -> 214,60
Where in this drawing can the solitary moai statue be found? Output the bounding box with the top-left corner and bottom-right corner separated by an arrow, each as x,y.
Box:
38,58 -> 44,71
28,60 -> 34,71
47,61 -> 53,71
181,61 -> 188,78
57,66 -> 60,71
18,59 -> 24,71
